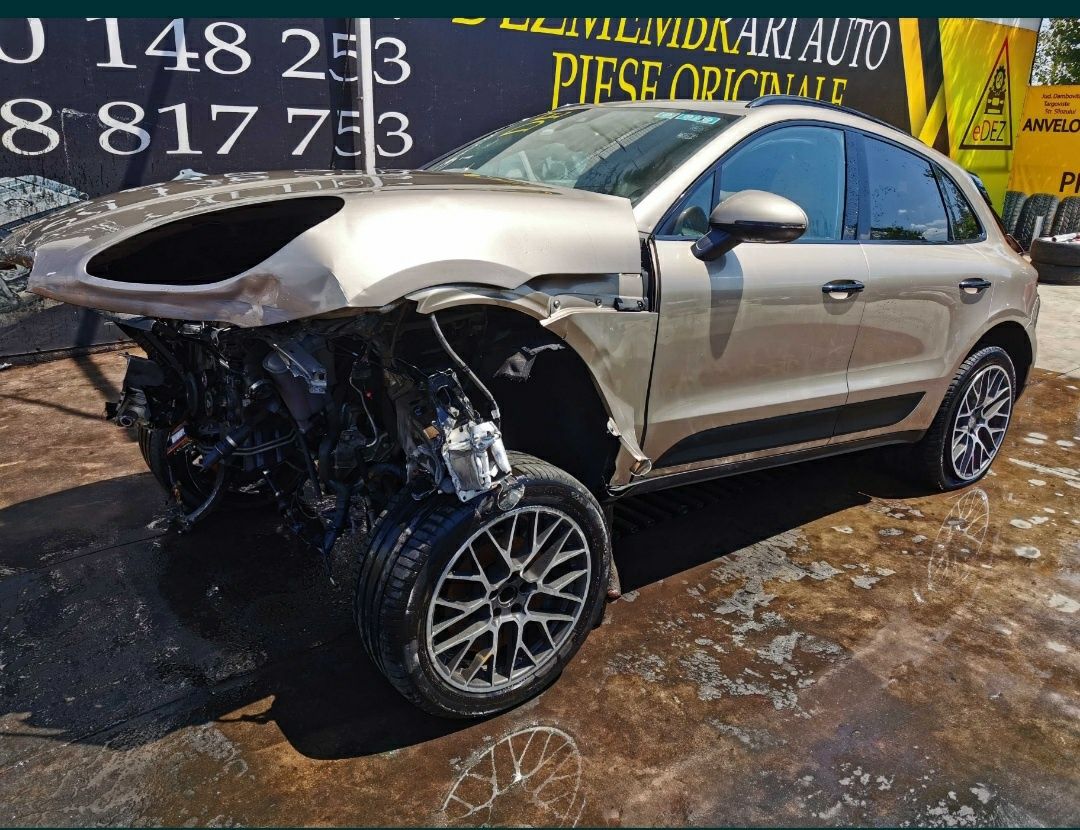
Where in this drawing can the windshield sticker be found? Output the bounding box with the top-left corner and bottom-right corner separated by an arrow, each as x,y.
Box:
654,112 -> 722,125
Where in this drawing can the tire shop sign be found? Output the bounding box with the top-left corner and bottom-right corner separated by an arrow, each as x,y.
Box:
1009,85 -> 1080,201
1007,85 -> 1080,281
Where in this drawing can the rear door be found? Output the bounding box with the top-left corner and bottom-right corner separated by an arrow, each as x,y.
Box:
643,123 -> 869,471
841,133 -> 996,443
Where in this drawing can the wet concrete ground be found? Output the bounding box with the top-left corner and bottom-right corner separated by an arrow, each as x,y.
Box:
1,345 -> 1078,826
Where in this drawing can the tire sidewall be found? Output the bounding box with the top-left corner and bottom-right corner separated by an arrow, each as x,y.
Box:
936,348 -> 1016,488
1017,193 -> 1059,247
1050,195 -> 1080,236
1034,260 -> 1080,286
1030,237 -> 1080,268
400,473 -> 609,718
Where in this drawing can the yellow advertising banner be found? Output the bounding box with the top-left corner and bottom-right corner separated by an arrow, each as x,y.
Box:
900,18 -> 1039,210
1009,85 -> 1080,201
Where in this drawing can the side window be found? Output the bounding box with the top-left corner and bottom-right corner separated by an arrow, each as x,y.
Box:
864,137 -> 949,242
718,125 -> 846,241
936,169 -> 983,241
662,172 -> 714,238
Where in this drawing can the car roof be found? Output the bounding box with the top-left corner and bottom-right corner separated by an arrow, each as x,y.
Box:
589,97 -> 951,174
592,98 -> 749,117
594,97 -> 918,143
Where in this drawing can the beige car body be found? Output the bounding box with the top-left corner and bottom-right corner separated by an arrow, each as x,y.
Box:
422,101 -> 1039,490
2,100 -> 1038,493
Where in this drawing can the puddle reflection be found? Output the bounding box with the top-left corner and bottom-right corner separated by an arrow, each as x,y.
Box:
926,488 -> 991,595
439,724 -> 585,827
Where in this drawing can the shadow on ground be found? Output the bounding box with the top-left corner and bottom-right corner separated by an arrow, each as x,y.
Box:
0,446 -> 928,762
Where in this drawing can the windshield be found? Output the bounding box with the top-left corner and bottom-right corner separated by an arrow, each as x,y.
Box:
427,107 -> 740,204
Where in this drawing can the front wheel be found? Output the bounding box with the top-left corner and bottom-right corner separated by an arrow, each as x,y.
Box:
355,453 -> 610,718
912,346 -> 1016,491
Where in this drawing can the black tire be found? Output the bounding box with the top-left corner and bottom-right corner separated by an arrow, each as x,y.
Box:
911,346 -> 1016,491
1049,195 -> 1080,236
355,452 -> 610,718
138,425 -> 279,515
1029,236 -> 1080,268
1033,259 -> 1080,286
139,425 -> 224,513
1002,191 -> 1027,235
1015,193 -> 1060,248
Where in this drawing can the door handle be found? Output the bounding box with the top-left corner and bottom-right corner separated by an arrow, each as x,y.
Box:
959,277 -> 991,294
821,280 -> 865,298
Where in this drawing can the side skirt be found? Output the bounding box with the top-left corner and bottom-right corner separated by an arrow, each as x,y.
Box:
607,431 -> 923,499
653,393 -> 924,469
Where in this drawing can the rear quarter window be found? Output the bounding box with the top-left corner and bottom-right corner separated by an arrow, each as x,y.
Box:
935,169 -> 984,241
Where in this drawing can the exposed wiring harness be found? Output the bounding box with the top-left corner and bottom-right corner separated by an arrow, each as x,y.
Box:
429,312 -> 501,425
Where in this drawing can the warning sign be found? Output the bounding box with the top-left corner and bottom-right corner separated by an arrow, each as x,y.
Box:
960,40 -> 1013,150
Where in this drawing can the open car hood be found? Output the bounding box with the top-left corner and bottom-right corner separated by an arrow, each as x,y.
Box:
0,170 -> 640,327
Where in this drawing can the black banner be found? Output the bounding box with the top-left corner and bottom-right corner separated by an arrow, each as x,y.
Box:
0,17 -> 914,355
373,18 -> 909,169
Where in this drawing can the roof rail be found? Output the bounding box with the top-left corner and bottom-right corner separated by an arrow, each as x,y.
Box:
745,95 -> 903,135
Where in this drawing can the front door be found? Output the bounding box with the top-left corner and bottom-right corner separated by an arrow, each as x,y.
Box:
643,123 -> 868,471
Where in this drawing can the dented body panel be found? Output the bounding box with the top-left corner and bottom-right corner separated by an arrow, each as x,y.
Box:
3,170 -> 640,327
410,282 -> 657,485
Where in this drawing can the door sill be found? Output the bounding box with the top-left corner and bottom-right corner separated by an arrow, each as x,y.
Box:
608,431 -> 923,499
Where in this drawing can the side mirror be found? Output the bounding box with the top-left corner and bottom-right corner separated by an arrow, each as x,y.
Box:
691,189 -> 808,262
673,204 -> 710,237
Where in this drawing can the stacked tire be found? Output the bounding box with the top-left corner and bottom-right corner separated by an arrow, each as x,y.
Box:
1029,234 -> 1080,285
1014,193 -> 1059,249
1002,191 -> 1028,236
1050,196 -> 1080,236
1007,190 -> 1080,285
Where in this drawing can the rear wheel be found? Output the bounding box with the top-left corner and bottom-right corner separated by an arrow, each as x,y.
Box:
911,347 -> 1016,491
356,452 -> 610,718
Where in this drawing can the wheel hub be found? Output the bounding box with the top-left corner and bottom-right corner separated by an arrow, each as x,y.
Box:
496,583 -> 520,605
494,579 -> 532,608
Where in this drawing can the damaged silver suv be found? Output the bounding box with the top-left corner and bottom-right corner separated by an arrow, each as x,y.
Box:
0,96 -> 1038,717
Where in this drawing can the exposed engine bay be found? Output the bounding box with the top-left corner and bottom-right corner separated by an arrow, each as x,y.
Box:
111,307 -> 523,572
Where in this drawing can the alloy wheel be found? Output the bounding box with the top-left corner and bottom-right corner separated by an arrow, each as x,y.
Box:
426,506 -> 592,693
950,364 -> 1012,481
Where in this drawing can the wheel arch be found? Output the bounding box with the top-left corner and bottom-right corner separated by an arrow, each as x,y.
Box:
403,294 -> 625,494
967,319 -> 1034,392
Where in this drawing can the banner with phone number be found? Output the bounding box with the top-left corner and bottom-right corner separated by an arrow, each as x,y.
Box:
0,17 -> 1040,356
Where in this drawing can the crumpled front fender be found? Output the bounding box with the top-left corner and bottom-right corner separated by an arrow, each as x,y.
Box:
3,170 -> 642,327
